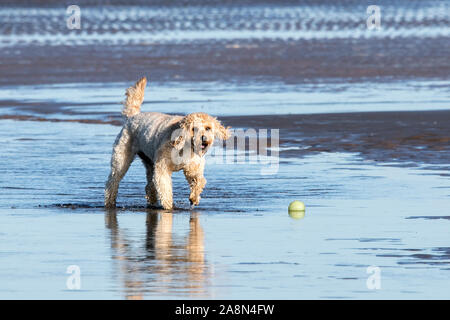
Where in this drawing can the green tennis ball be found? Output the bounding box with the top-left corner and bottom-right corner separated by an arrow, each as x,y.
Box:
288,200 -> 305,212
289,210 -> 305,220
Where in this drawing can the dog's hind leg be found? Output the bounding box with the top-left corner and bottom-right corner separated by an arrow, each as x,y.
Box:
105,128 -> 135,208
145,166 -> 158,206
153,159 -> 174,210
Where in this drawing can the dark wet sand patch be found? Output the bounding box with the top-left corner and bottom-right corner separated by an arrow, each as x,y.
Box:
1,38 -> 449,87
2,110 -> 449,168
41,203 -> 247,213
406,216 -> 450,220
0,114 -> 122,126
0,100 -> 114,114
326,237 -> 402,243
222,110 -> 450,167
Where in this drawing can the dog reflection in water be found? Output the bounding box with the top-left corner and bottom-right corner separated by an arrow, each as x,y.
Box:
105,210 -> 209,300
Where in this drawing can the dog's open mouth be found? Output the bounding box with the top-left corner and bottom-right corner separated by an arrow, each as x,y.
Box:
201,141 -> 209,150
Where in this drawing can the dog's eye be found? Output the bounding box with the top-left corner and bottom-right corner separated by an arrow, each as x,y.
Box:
205,127 -> 211,131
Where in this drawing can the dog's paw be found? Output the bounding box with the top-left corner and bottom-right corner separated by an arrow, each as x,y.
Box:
160,200 -> 174,210
104,202 -> 116,209
145,194 -> 158,205
189,195 -> 201,207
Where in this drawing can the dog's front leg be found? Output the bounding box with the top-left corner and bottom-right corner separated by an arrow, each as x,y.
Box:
186,175 -> 206,207
153,160 -> 174,210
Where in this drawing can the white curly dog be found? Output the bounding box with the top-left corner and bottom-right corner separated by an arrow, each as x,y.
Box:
105,77 -> 230,209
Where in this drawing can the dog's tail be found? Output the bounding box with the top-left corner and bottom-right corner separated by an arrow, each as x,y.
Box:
122,77 -> 147,118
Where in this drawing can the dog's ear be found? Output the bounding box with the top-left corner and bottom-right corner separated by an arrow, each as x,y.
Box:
171,115 -> 195,150
213,118 -> 231,140
171,133 -> 185,150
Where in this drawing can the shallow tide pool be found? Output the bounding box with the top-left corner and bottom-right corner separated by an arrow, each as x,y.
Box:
1,119 -> 449,299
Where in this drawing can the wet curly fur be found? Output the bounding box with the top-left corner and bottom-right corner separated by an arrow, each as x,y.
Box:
105,77 -> 231,210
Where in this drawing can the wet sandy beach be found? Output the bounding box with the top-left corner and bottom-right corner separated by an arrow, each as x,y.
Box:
0,0 -> 449,299
1,1 -> 449,86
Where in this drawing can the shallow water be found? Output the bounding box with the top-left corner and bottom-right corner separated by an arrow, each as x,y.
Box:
2,80 -> 450,118
1,119 -> 449,299
1,1 -> 449,47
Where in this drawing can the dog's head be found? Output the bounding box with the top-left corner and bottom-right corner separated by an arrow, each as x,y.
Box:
172,112 -> 231,156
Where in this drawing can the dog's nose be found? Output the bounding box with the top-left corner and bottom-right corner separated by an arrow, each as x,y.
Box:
201,135 -> 207,142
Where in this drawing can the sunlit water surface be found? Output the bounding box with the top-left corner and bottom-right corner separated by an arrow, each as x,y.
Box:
0,119 -> 449,299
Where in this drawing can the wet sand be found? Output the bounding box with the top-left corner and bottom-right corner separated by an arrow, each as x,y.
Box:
2,110 -> 449,169
223,111 -> 450,168
1,1 -> 449,86
1,38 -> 449,86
